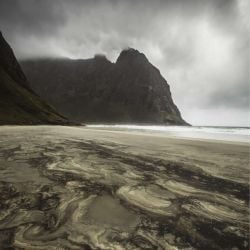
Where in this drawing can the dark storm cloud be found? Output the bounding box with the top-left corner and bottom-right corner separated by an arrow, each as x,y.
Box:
0,0 -> 248,125
0,0 -> 65,38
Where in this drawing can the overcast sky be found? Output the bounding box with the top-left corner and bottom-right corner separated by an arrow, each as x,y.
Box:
0,0 -> 249,126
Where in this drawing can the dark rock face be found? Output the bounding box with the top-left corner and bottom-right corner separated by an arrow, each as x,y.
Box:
0,32 -> 69,125
0,32 -> 29,90
21,48 -> 188,125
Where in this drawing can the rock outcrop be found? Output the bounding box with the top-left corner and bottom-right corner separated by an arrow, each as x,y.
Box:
0,32 -> 69,125
21,48 -> 188,125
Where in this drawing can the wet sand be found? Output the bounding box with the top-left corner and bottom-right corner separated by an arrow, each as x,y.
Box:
0,126 -> 249,249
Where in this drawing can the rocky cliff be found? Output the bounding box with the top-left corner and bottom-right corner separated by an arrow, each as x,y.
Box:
21,48 -> 188,125
0,32 -> 69,125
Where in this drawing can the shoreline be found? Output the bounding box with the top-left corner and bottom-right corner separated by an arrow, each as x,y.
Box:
83,127 -> 249,146
0,124 -> 248,146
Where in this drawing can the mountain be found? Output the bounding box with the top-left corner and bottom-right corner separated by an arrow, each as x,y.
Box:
0,32 -> 69,125
21,48 -> 188,125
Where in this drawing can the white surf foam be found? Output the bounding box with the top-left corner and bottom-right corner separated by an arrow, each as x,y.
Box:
86,125 -> 250,143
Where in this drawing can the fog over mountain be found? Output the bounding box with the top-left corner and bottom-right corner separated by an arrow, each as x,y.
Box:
0,0 -> 249,126
0,32 -> 69,125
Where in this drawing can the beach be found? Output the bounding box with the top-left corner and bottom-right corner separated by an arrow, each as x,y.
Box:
0,126 -> 249,249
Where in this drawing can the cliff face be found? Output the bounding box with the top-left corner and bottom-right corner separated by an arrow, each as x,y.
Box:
0,32 -> 69,125
21,48 -> 188,125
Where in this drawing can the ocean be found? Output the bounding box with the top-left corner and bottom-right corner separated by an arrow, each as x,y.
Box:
86,124 -> 250,143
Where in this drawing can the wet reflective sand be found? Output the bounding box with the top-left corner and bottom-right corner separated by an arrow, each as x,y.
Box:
0,126 -> 249,249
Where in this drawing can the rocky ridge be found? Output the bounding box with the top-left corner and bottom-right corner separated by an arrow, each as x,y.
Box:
21,48 -> 188,125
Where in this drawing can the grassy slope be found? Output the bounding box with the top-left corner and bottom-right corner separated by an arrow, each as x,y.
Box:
0,66 -> 68,125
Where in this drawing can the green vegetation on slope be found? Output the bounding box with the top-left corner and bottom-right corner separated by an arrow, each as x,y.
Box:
0,66 -> 68,125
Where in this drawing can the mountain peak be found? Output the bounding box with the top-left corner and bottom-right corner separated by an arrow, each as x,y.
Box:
94,54 -> 108,61
116,48 -> 148,64
21,48 -> 188,125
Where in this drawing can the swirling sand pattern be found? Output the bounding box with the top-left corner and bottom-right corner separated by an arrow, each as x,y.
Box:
0,126 -> 249,249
